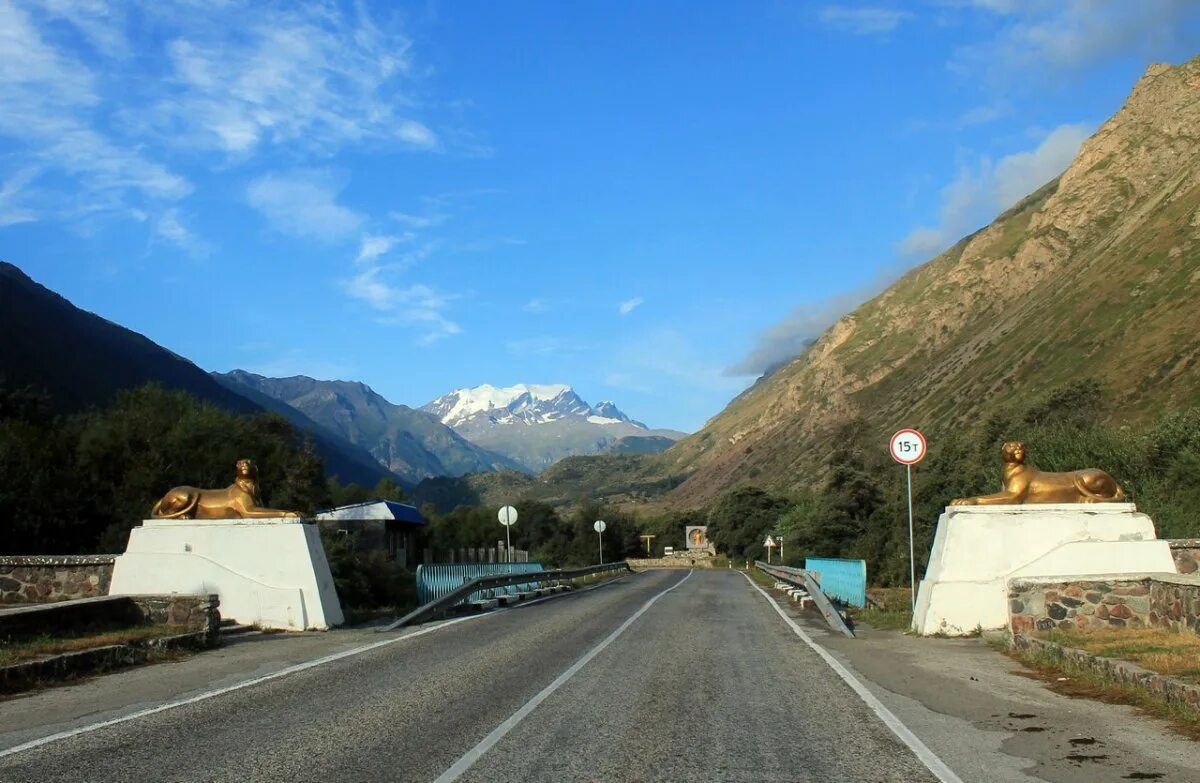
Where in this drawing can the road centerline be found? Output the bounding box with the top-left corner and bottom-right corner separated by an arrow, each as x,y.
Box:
741,572 -> 963,783
432,569 -> 695,783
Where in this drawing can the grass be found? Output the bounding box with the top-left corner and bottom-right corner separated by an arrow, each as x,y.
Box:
1007,644 -> 1200,741
0,624 -> 183,666
1038,628 -> 1200,685
856,606 -> 914,632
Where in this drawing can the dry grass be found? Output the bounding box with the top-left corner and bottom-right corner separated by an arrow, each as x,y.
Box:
1040,628 -> 1200,685
0,624 -> 182,666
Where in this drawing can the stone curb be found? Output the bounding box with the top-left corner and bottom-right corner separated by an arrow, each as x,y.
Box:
0,630 -> 212,695
1011,633 -> 1200,715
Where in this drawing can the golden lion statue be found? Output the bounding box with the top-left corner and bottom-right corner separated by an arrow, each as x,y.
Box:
951,441 -> 1126,506
151,459 -> 301,519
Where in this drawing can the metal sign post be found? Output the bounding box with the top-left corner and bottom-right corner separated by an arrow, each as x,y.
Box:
640,534 -> 656,556
594,520 -> 607,564
498,505 -> 518,564
889,429 -> 927,613
763,534 -> 777,564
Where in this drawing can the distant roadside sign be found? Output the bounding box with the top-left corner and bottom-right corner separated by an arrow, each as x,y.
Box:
498,506 -> 518,526
593,520 -> 607,533
889,428 -> 927,465
763,535 -> 777,548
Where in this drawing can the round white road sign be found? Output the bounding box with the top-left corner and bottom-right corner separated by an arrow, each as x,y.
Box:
889,428 -> 927,465
593,520 -> 607,533
498,505 -> 518,526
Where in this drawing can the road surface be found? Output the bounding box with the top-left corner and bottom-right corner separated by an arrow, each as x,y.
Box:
0,569 -> 943,782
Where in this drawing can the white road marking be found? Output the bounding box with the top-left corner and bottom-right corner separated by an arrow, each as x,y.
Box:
0,571 -> 640,760
741,572 -> 964,783
433,569 -> 695,783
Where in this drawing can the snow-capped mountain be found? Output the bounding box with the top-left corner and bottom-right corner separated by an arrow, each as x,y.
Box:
423,384 -> 685,472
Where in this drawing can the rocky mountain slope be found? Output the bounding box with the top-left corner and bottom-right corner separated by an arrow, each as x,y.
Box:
660,58 -> 1200,507
0,262 -> 397,488
423,383 -> 685,472
217,371 -> 525,484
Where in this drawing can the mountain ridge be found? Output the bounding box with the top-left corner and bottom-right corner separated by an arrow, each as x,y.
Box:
656,57 -> 1200,507
423,382 -> 686,472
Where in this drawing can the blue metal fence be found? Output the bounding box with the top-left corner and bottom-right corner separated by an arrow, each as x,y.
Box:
804,557 -> 867,608
415,562 -> 546,605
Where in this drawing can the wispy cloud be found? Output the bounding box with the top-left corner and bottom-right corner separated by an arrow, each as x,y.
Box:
355,233 -> 413,265
142,4 -> 427,156
899,122 -> 1091,259
0,166 -> 39,226
0,1 -> 190,220
506,336 -> 587,356
522,297 -> 549,313
819,5 -> 912,35
245,169 -> 362,240
344,262 -> 461,345
618,297 -> 644,316
154,207 -> 210,257
950,0 -> 1200,82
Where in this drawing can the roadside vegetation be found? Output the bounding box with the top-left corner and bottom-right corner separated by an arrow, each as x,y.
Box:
0,623 -> 183,666
1008,642 -> 1200,741
680,379 -> 1200,588
1037,628 -> 1200,685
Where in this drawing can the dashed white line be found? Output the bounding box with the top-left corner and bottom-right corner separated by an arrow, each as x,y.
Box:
0,571 -> 640,760
433,569 -> 695,783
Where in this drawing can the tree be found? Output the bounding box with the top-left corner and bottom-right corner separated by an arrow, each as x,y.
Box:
706,486 -> 792,563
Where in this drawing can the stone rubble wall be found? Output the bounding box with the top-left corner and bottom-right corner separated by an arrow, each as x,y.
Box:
1150,579 -> 1200,635
1009,578 -> 1151,633
1009,575 -> 1200,636
1169,539 -> 1200,575
0,555 -> 116,603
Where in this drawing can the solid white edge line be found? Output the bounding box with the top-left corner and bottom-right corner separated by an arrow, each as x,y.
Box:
0,570 -> 643,760
741,572 -> 964,783
432,569 -> 695,783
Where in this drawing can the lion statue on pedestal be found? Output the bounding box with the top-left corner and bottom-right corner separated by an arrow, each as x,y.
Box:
951,441 -> 1126,506
151,459 -> 300,519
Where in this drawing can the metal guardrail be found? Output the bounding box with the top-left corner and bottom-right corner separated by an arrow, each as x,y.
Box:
755,561 -> 855,638
416,562 -> 546,605
803,557 -> 867,608
379,561 -> 632,632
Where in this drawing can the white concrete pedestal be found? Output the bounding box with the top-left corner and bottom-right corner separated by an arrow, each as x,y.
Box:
109,518 -> 343,630
912,504 -> 1175,636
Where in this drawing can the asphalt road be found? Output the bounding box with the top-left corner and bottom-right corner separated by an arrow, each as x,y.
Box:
0,570 -> 943,782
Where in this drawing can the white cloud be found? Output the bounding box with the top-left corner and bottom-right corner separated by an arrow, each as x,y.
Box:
506,336 -> 585,356
154,207 -> 210,257
397,120 -> 438,149
618,297 -> 644,316
246,169 -> 362,240
344,265 -> 461,345
819,5 -> 912,35
0,1 -> 189,218
899,123 -> 1091,258
0,167 -> 39,226
144,4 -> 426,156
522,297 -> 549,313
951,0 -> 1200,80
355,233 -> 413,265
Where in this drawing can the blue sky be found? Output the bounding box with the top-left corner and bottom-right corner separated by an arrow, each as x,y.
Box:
3,1 -> 1199,432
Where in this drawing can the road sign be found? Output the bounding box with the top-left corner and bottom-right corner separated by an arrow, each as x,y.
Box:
889,428 -> 927,465
498,505 -> 517,564
763,535 -> 776,547
594,520 -> 606,565
889,428 -> 927,614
